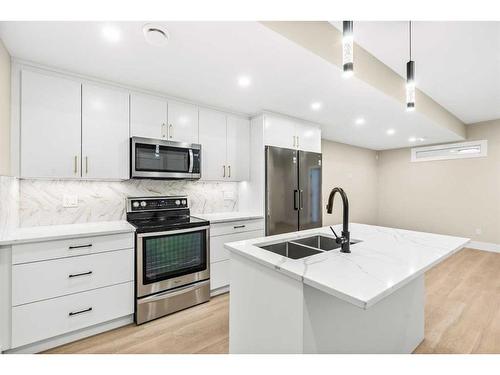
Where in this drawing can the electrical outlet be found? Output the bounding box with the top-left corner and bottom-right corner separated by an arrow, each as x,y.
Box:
223,191 -> 235,200
63,194 -> 78,208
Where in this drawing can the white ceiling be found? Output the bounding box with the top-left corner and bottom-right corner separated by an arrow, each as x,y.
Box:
332,21 -> 500,124
0,21 -> 463,150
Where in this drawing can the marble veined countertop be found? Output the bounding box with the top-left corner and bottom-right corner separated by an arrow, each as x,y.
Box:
193,211 -> 264,224
225,223 -> 469,309
0,220 -> 136,246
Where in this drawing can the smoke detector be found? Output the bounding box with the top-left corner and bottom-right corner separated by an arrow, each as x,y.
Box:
143,24 -> 169,46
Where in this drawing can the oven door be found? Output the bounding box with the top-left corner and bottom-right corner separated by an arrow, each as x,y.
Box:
131,137 -> 201,179
136,226 -> 210,298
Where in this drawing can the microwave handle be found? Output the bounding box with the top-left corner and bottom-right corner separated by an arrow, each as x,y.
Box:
188,149 -> 194,173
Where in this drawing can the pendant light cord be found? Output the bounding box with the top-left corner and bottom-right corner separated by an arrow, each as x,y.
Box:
409,21 -> 412,61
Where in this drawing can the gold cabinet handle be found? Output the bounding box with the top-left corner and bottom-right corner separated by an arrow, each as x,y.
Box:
74,155 -> 78,175
169,124 -> 173,139
223,165 -> 226,178
228,165 -> 231,178
161,123 -> 166,138
85,156 -> 88,175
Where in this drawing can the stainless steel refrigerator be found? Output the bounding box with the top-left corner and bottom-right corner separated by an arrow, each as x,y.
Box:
265,146 -> 322,236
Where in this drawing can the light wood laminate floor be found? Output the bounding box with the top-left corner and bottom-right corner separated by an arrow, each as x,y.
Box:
45,248 -> 500,354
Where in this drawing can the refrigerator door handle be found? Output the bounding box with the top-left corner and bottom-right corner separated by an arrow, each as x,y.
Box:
299,189 -> 304,210
293,189 -> 299,211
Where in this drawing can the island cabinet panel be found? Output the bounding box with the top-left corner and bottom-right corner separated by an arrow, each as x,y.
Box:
302,277 -> 424,354
229,252 -> 304,354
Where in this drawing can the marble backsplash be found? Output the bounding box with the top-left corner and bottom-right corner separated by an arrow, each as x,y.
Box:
19,179 -> 239,227
0,176 -> 19,237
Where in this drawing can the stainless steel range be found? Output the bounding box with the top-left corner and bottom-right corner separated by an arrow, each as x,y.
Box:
126,196 -> 210,324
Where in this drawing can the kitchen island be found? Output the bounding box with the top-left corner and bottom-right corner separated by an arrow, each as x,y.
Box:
224,223 -> 469,354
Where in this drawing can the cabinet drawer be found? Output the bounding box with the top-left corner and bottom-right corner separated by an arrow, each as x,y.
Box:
11,281 -> 134,348
211,229 -> 264,263
210,260 -> 230,291
12,248 -> 134,306
12,233 -> 134,264
210,219 -> 264,237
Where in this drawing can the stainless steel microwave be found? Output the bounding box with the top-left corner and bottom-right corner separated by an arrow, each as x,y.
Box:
130,137 -> 201,180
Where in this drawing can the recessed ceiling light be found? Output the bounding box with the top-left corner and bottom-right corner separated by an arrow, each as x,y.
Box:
237,76 -> 251,88
408,136 -> 417,142
311,102 -> 322,111
354,117 -> 365,125
101,25 -> 121,43
386,129 -> 396,136
417,137 -> 426,142
143,24 -> 169,46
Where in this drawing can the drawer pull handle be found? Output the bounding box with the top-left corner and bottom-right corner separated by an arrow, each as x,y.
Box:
234,225 -> 246,229
69,307 -> 93,317
68,271 -> 93,278
68,244 -> 93,250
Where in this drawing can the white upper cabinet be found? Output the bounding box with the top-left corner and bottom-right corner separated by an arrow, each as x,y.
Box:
199,109 -> 227,180
130,94 -> 199,144
263,115 -> 296,150
199,110 -> 250,181
295,121 -> 322,153
130,93 -> 167,139
20,70 -> 82,178
167,100 -> 199,144
263,114 -> 321,153
226,116 -> 250,181
82,84 -> 130,180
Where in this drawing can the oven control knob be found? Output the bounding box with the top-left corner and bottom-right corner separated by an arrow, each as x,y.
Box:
140,201 -> 147,208
175,200 -> 181,205
181,200 -> 187,205
132,202 -> 139,208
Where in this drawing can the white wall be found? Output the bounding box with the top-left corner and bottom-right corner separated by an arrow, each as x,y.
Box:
0,39 -> 10,176
321,139 -> 379,226
377,120 -> 500,244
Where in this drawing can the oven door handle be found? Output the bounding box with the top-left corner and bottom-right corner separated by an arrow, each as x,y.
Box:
137,280 -> 210,304
137,225 -> 210,239
188,149 -> 194,173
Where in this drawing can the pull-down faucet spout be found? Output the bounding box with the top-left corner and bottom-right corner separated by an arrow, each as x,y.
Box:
326,187 -> 351,253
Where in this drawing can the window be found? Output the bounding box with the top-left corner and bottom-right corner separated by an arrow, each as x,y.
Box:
411,140 -> 487,162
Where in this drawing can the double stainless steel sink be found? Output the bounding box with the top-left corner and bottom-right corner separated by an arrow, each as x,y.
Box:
257,234 -> 361,259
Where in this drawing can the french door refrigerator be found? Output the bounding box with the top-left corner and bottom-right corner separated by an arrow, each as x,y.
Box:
265,146 -> 322,236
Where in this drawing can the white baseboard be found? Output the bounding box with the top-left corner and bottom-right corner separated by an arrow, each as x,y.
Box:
3,315 -> 133,354
467,241 -> 500,253
211,285 -> 229,297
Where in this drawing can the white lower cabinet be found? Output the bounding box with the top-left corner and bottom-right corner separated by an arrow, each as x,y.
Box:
210,219 -> 264,292
210,260 -> 231,291
12,249 -> 134,306
12,282 -> 134,348
10,233 -> 135,350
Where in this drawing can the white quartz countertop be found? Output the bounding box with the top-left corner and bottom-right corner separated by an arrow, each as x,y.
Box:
225,223 -> 469,309
0,220 -> 136,246
193,211 -> 264,224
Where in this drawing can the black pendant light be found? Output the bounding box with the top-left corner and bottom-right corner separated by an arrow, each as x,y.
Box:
406,21 -> 416,111
342,21 -> 354,77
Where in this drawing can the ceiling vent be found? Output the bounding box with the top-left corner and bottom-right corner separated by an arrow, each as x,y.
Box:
143,24 -> 169,46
